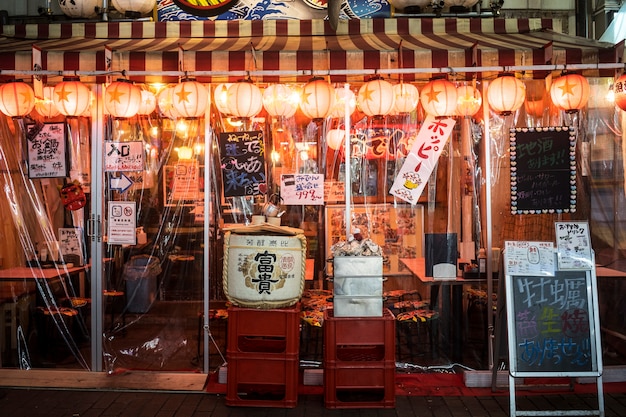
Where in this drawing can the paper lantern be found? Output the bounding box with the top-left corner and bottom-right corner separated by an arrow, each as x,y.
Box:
326,128 -> 346,150
357,78 -> 395,117
227,81 -> 263,119
299,78 -> 335,121
392,83 -> 419,114
53,78 -> 91,117
111,0 -> 156,16
262,84 -> 299,118
0,80 -> 35,118
550,73 -> 590,113
58,0 -> 100,19
487,74 -> 526,115
156,85 -> 180,119
172,79 -> 209,118
329,87 -> 356,118
443,0 -> 480,10
35,86 -> 60,118
614,74 -> 626,111
524,98 -> 546,118
456,85 -> 482,117
105,79 -> 142,118
213,83 -> 232,115
420,78 -> 458,117
137,90 -> 157,115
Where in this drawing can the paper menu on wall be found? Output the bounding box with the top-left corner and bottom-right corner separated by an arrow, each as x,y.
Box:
503,241 -> 555,276
555,221 -> 593,270
58,228 -> 84,265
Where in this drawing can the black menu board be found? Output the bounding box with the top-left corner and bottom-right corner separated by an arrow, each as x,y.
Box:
219,130 -> 266,197
509,127 -> 576,214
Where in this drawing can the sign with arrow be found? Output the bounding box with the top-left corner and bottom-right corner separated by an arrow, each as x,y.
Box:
109,173 -> 133,193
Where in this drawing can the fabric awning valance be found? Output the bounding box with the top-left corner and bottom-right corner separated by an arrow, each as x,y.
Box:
0,17 -> 621,83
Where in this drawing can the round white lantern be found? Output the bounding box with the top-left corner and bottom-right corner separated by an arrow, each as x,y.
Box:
456,85 -> 482,117
326,128 -> 346,151
172,79 -> 209,118
105,79 -> 142,118
329,87 -> 356,118
227,81 -> 263,119
0,81 -> 35,118
420,78 -> 458,117
262,84 -> 299,118
35,86 -> 61,118
357,78 -> 395,117
58,0 -> 100,19
53,78 -> 91,117
137,90 -> 157,115
487,74 -> 526,116
299,78 -> 336,121
549,73 -> 590,113
392,83 -> 419,114
213,83 -> 232,115
156,85 -> 181,119
111,0 -> 156,16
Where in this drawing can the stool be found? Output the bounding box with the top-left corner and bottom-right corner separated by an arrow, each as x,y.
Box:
396,308 -> 439,361
35,306 -> 78,360
103,290 -> 126,333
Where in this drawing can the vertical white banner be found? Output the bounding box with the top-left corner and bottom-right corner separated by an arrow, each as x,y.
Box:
32,45 -> 43,98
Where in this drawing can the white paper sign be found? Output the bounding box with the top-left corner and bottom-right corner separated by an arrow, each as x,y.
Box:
281,174 -> 324,205
58,227 -> 84,265
555,221 -> 593,270
504,241 -> 555,276
26,123 -> 67,178
390,115 -> 456,204
107,201 -> 137,245
104,141 -> 144,172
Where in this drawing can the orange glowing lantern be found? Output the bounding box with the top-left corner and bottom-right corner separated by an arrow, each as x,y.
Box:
420,78 -> 458,117
35,86 -> 60,118
456,85 -> 482,117
326,128 -> 346,151
549,73 -> 590,113
0,80 -> 35,118
614,74 -> 626,111
172,79 -> 209,118
300,78 -> 335,121
105,79 -> 142,118
487,74 -> 526,116
53,78 -> 91,117
262,84 -> 299,118
227,80 -> 263,119
357,77 -> 395,117
156,85 -> 180,119
137,90 -> 157,115
329,87 -> 356,119
392,82 -> 419,114
213,83 -> 232,115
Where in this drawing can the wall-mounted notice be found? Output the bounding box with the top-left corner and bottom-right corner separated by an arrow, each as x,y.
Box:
281,173 -> 324,205
104,141 -> 145,172
504,241 -> 555,276
509,126 -> 576,215
555,221 -> 593,270
219,130 -> 266,197
58,227 -> 84,265
107,201 -> 137,245
26,122 -> 68,179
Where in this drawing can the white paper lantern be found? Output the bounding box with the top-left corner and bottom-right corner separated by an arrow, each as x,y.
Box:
262,84 -> 299,118
137,90 -> 157,115
0,81 -> 35,118
420,78 -> 458,117
111,0 -> 156,16
213,83 -> 232,115
300,78 -> 335,121
549,73 -> 590,113
53,78 -> 91,117
227,81 -> 263,119
487,74 -> 526,115
329,87 -> 356,119
392,83 -> 419,114
456,85 -> 482,117
156,85 -> 180,119
357,78 -> 395,117
105,79 -> 142,118
172,79 -> 209,118
326,128 -> 346,150
35,86 -> 61,118
58,0 -> 100,19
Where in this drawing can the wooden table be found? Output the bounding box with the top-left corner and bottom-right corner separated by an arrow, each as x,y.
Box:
0,264 -> 89,298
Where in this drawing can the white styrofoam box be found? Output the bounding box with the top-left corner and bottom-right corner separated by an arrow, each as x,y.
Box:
333,295 -> 383,317
333,276 -> 383,296
333,256 -> 383,277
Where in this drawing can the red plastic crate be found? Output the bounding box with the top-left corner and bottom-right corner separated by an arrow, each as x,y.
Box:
225,354 -> 299,408
227,304 -> 300,355
324,361 -> 396,409
324,308 -> 395,362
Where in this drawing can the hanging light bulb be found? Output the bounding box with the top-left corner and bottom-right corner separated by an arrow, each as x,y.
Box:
0,80 -> 35,118
299,77 -> 335,122
549,73 -> 590,114
329,87 -> 356,119
105,79 -> 142,118
227,80 -> 263,119
262,84 -> 299,118
34,86 -> 60,118
420,77 -> 458,117
456,85 -> 482,117
53,77 -> 91,117
392,83 -> 419,114
357,77 -> 395,117
486,74 -> 526,116
172,78 -> 209,118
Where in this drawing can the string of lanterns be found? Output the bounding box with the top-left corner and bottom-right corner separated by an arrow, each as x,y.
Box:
0,71 -> 600,121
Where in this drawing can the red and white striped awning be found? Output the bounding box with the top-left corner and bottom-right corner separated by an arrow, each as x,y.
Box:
0,18 -> 620,84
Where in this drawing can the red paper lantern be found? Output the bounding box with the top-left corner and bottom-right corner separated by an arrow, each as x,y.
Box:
35,86 -> 60,118
54,78 -> 91,117
357,77 -> 395,117
105,79 -> 142,118
300,78 -> 335,121
487,74 -> 526,116
550,73 -> 590,113
0,80 -> 35,118
172,79 -> 209,118
227,80 -> 263,119
420,78 -> 458,117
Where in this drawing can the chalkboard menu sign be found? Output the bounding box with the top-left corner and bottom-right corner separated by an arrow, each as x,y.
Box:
505,270 -> 602,377
509,127 -> 576,215
219,130 -> 266,197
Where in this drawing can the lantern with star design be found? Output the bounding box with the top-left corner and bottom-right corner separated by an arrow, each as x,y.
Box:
549,73 -> 590,113
420,78 -> 458,117
299,78 -> 335,122
53,78 -> 91,117
392,82 -> 419,114
137,90 -> 157,115
172,78 -> 209,119
35,86 -> 61,118
357,77 -> 395,117
105,79 -> 142,118
0,80 -> 36,118
262,83 -> 299,118
456,85 -> 482,117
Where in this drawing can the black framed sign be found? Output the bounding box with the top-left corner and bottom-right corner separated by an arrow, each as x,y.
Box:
26,122 -> 68,179
219,130 -> 266,198
509,126 -> 576,214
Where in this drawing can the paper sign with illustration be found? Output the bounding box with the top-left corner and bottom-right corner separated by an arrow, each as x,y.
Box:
390,116 -> 456,204
555,221 -> 593,270
281,174 -> 324,205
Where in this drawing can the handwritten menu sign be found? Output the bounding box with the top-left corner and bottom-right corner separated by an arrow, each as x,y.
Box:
510,127 -> 576,214
104,141 -> 144,172
506,270 -> 600,376
219,130 -> 266,198
555,221 -> 593,270
26,122 -> 68,179
281,174 -> 324,205
504,241 -> 555,276
58,227 -> 84,265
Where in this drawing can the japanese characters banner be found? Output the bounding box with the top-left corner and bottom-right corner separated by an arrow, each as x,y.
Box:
389,116 -> 456,204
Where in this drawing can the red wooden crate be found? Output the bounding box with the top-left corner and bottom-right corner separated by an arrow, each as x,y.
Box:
324,361 -> 396,409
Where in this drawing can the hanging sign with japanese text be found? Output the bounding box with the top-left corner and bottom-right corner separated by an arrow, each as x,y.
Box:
26,122 -> 68,179
104,141 -> 145,172
389,115 -> 456,204
281,173 -> 324,205
219,130 -> 266,198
